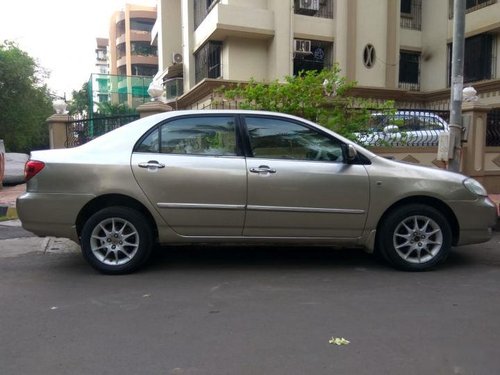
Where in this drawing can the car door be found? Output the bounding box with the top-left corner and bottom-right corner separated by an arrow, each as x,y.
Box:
242,115 -> 370,238
131,115 -> 247,236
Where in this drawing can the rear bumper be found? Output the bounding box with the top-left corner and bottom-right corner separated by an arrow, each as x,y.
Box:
16,192 -> 95,242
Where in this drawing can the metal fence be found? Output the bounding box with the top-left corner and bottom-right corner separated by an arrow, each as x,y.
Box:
354,109 -> 450,147
66,114 -> 140,148
62,107 -> 500,149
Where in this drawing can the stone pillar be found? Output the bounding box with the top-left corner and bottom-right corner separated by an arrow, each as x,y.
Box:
137,101 -> 173,118
47,114 -> 70,149
461,102 -> 492,180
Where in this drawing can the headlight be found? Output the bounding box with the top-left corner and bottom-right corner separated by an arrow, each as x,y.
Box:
463,178 -> 488,197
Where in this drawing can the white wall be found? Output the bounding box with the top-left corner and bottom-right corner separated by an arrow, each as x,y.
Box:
223,37 -> 269,81
355,0 -> 389,87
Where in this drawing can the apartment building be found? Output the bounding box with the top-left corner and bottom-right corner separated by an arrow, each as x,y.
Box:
92,38 -> 110,106
105,3 -> 159,108
152,0 -> 500,109
109,3 -> 158,77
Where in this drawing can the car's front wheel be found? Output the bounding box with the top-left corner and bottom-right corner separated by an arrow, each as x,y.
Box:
377,204 -> 452,271
81,207 -> 153,274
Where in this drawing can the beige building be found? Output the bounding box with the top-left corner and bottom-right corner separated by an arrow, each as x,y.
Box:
152,0 -> 500,109
109,3 -> 158,77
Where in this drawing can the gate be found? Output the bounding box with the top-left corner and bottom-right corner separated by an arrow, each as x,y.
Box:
65,114 -> 140,147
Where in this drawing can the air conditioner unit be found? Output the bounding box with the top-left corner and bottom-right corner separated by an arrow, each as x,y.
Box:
172,53 -> 183,64
299,0 -> 320,11
294,39 -> 312,54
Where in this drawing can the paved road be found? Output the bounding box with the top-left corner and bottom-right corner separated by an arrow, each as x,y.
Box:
1,225 -> 499,375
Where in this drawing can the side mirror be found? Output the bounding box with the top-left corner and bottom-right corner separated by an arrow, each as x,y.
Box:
347,144 -> 357,162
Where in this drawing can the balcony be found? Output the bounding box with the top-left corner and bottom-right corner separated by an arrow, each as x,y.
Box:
130,55 -> 158,66
194,4 -> 274,50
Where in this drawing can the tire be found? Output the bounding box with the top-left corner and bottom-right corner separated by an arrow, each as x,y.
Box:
81,207 -> 153,274
377,204 -> 452,271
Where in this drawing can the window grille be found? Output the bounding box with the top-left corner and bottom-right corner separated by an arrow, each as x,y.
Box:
294,0 -> 334,19
195,41 -> 222,83
293,41 -> 333,76
448,34 -> 495,84
400,0 -> 422,30
399,51 -> 421,91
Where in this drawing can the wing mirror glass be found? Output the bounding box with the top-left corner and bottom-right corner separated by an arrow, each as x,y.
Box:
347,144 -> 357,162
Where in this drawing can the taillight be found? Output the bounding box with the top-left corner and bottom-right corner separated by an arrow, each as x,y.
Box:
24,160 -> 45,181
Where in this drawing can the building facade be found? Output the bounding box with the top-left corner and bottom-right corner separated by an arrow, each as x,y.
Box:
93,38 -> 111,106
152,0 -> 500,109
109,3 -> 158,77
107,3 -> 159,108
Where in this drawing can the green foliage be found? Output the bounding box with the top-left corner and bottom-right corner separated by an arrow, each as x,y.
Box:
67,82 -> 90,115
95,101 -> 136,116
0,41 -> 52,153
68,81 -> 137,117
220,64 -> 396,140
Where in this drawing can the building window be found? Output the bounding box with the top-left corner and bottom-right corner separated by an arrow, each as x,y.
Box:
194,0 -> 219,29
131,42 -> 157,57
449,0 -> 496,17
294,0 -> 334,19
399,51 -> 420,91
293,40 -> 333,76
400,0 -> 422,30
401,0 -> 412,13
448,34 -> 495,84
363,44 -> 376,68
132,65 -> 158,77
130,19 -> 154,33
466,0 -> 496,10
195,41 -> 222,83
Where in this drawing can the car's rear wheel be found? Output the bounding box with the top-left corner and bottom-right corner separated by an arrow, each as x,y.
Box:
377,204 -> 452,271
81,207 -> 153,274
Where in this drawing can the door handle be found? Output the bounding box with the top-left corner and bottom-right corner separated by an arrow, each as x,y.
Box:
249,165 -> 276,174
138,160 -> 165,169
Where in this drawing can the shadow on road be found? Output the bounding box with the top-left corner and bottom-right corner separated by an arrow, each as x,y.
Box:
145,245 -> 395,273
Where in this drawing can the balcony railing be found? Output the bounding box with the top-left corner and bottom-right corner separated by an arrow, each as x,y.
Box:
400,0 -> 422,30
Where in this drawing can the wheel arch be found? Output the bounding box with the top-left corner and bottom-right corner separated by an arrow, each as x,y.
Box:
376,196 -> 460,246
75,194 -> 159,241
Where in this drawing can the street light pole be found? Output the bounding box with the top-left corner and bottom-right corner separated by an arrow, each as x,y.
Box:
448,0 -> 466,172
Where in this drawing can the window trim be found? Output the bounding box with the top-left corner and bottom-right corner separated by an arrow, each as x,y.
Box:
239,114 -> 371,165
133,114 -> 244,157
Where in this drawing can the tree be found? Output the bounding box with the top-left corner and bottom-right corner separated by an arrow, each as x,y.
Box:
220,64 -> 395,140
67,82 -> 90,116
68,81 -> 137,117
0,41 -> 53,153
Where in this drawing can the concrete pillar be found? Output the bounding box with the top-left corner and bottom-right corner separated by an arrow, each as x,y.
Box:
461,102 -> 492,180
385,0 -> 399,88
47,114 -> 71,149
137,101 -> 173,118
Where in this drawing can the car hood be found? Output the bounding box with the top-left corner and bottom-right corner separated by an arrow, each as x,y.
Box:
367,155 -> 478,201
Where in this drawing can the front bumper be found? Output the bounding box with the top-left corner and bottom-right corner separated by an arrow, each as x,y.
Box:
451,196 -> 498,246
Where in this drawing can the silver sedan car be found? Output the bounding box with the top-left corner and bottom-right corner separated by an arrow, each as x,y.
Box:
17,110 -> 497,274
